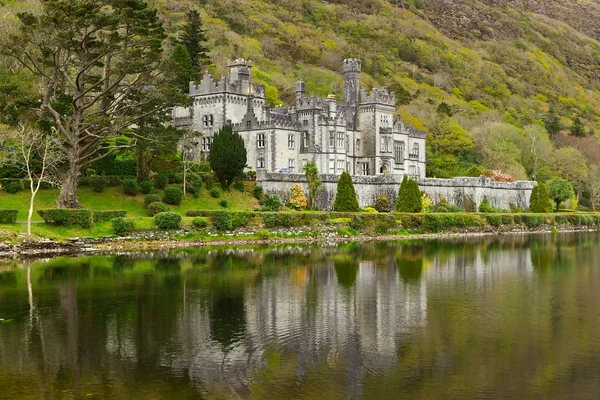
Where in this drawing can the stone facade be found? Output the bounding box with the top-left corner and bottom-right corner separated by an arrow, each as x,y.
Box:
256,171 -> 536,211
173,58 -> 427,178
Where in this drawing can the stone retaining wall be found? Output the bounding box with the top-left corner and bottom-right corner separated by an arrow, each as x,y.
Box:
257,171 -> 536,211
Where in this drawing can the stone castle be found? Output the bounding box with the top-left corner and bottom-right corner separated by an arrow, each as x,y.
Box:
173,58 -> 426,179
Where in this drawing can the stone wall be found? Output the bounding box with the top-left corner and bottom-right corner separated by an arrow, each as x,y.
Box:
257,171 -> 536,211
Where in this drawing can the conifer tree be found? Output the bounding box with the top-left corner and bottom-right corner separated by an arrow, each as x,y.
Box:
333,171 -> 360,212
529,182 -> 552,213
569,115 -> 586,137
170,44 -> 194,93
181,9 -> 210,77
396,176 -> 422,213
544,107 -> 562,136
209,125 -> 247,189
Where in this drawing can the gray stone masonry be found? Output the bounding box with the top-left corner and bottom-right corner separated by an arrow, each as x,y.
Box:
257,171 -> 536,211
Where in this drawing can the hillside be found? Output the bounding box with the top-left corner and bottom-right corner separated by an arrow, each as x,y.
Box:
2,0 -> 600,193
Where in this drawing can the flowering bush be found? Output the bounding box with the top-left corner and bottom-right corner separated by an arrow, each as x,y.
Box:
483,169 -> 515,182
288,184 -> 307,211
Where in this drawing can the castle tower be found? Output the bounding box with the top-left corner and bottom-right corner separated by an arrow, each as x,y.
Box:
227,59 -> 253,82
296,81 -> 306,103
343,59 -> 361,127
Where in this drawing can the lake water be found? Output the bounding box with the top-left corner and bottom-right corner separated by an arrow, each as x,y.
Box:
1,233 -> 600,399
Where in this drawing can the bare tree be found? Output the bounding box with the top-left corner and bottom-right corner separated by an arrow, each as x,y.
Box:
4,125 -> 64,237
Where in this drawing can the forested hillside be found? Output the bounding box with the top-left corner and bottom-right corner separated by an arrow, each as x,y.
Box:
2,0 -> 600,206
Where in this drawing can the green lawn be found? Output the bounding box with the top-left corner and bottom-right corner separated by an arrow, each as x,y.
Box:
0,184 -> 260,221
0,184 -> 260,240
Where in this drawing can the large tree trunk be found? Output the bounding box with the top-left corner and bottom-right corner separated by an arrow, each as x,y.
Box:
56,156 -> 82,208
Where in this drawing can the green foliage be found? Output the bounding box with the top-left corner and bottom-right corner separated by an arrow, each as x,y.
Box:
303,160 -> 322,210
144,194 -> 162,208
209,125 -> 247,189
163,187 -> 183,205
139,180 -> 154,194
333,171 -> 359,212
154,212 -> 182,230
350,215 -> 364,231
253,185 -> 264,200
92,210 -> 127,223
478,196 -> 495,213
338,228 -> 359,237
170,44 -> 194,92
426,117 -> 475,178
396,176 -> 422,213
234,181 -> 245,192
147,201 -> 168,216
37,209 -> 93,228
185,172 -> 202,194
548,178 -> 575,212
437,102 -> 452,116
192,217 -> 208,228
111,217 -> 135,236
89,177 -> 107,193
219,199 -> 229,208
485,214 -> 502,227
529,183 -> 552,213
180,8 -> 210,76
375,194 -> 391,212
4,182 -> 22,194
569,115 -> 586,137
544,107 -> 562,136
210,187 -> 221,198
364,207 -> 378,213
154,174 -> 169,190
263,194 -> 283,211
432,200 -> 462,213
0,210 -> 18,224
122,178 -> 139,196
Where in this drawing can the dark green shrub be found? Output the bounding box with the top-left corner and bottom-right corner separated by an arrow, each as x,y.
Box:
37,209 -> 93,228
192,217 -> 209,228
529,183 -> 552,213
5,182 -> 22,194
478,196 -> 495,213
554,215 -> 569,225
0,210 -> 18,224
93,210 -> 127,223
105,176 -> 125,187
112,217 -> 135,236
263,194 -> 283,211
185,210 -> 203,217
375,194 -> 391,212
486,214 -> 502,227
432,201 -> 462,213
144,194 -> 162,208
253,185 -> 264,200
147,201 -> 168,216
210,187 -> 221,198
522,215 -> 545,228
154,174 -> 169,190
501,215 -> 514,225
185,173 -> 202,194
168,172 -> 184,184
89,176 -> 107,193
234,181 -> 245,192
396,176 -> 422,213
454,214 -> 480,228
397,214 -> 423,229
219,199 -> 229,208
122,178 -> 139,196
333,171 -> 360,212
154,212 -> 182,230
350,215 -> 364,231
262,213 -> 276,228
581,215 -> 593,225
423,214 -> 455,232
231,211 -> 251,228
163,188 -> 183,205
211,211 -> 232,231
567,214 -> 582,225
139,180 -> 154,194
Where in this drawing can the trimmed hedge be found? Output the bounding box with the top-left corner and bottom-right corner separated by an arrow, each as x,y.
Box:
139,180 -> 154,194
93,210 -> 127,223
154,212 -> 182,230
37,209 -> 93,228
144,194 -> 162,208
154,174 -> 169,190
192,217 -> 209,228
122,178 -> 139,196
163,187 -> 183,205
112,217 -> 135,236
89,176 -> 107,193
0,209 -> 18,224
147,201 -> 168,216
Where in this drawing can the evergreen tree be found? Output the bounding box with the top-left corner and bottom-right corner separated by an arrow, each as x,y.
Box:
544,107 -> 562,136
181,8 -> 210,77
436,101 -> 452,116
303,160 -> 322,210
396,176 -> 422,213
170,44 -> 194,93
569,115 -> 586,137
529,182 -> 552,213
209,125 -> 247,189
333,171 -> 360,212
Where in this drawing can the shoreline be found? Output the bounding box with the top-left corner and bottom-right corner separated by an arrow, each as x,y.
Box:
2,225 -> 599,259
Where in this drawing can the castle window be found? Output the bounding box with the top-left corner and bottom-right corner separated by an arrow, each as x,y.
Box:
381,137 -> 391,153
411,143 -> 419,158
246,120 -> 251,128
337,160 -> 345,174
409,165 -> 417,176
394,141 -> 405,165
356,139 -> 360,153
329,131 -> 335,148
288,158 -> 295,171
303,119 -> 309,126
288,134 -> 295,149
257,133 -> 265,148
360,162 -> 368,176
329,159 -> 335,174
202,114 -> 214,128
257,157 -> 265,169
201,137 -> 212,152
337,132 -> 344,149
303,132 -> 309,147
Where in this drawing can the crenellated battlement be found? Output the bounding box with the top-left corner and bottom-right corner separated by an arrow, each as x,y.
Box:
360,87 -> 396,106
188,71 -> 265,98
296,95 -> 325,110
343,58 -> 362,73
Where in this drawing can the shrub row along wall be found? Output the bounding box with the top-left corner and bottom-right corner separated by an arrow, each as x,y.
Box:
256,171 -> 536,211
185,210 -> 600,233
